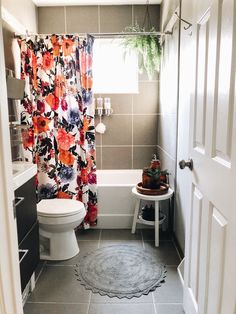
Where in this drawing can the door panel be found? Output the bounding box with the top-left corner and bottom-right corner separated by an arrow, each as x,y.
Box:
214,0 -> 234,165
194,12 -> 210,154
207,208 -> 227,314
182,0 -> 236,313
189,186 -> 202,303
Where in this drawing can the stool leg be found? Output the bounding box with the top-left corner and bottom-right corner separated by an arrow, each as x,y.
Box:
131,199 -> 140,234
155,201 -> 159,247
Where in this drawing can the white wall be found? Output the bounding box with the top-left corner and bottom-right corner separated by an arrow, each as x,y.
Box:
160,0 -> 194,253
159,0 -> 186,251
2,0 -> 38,32
175,0 -> 193,254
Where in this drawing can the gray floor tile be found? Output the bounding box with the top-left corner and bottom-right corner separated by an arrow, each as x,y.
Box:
153,267 -> 183,303
155,304 -> 184,314
24,303 -> 88,314
99,240 -> 143,248
101,229 -> 142,240
144,241 -> 181,265
76,228 -> 101,240
142,229 -> 172,241
88,303 -> 155,314
90,291 -> 153,304
47,241 -> 99,266
28,266 -> 90,303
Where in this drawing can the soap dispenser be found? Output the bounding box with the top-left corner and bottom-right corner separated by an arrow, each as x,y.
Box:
142,155 -> 161,189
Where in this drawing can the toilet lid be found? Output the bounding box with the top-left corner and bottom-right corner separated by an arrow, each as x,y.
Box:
37,199 -> 85,217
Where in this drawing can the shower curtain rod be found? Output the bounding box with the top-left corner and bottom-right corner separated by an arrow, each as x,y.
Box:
14,31 -> 167,38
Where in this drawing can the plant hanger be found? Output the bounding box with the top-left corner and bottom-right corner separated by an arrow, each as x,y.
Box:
142,0 -> 153,30
122,1 -> 162,80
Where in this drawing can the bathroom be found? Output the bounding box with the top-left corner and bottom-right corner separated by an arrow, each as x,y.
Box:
0,0 -> 235,313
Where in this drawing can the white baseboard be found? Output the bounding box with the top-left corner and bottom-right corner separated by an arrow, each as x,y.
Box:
93,214 -> 152,229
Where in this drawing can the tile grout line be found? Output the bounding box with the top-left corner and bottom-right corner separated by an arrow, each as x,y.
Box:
99,115 -> 103,169
35,261 -> 46,284
131,4 -> 134,26
107,113 -> 161,116
27,301 -> 91,305
96,144 -> 158,147
152,302 -> 183,305
172,238 -> 182,263
98,5 -> 101,33
152,292 -> 157,314
141,229 -> 145,249
64,6 -> 67,33
156,145 -> 176,162
98,229 -> 102,248
87,291 -> 92,314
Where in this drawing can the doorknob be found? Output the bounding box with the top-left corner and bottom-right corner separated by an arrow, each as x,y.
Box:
179,159 -> 193,171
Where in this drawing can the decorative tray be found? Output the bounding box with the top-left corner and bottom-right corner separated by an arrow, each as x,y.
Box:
136,182 -> 169,195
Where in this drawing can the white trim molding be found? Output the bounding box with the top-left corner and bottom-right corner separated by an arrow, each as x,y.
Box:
0,3 -> 23,314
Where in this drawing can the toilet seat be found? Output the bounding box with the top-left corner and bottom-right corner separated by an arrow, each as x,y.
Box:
37,199 -> 85,218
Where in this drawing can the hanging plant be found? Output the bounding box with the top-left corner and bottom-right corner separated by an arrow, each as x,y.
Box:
122,0 -> 162,80
122,24 -> 162,79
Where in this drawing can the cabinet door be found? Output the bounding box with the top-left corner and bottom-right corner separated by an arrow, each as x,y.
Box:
19,222 -> 39,292
15,176 -> 37,244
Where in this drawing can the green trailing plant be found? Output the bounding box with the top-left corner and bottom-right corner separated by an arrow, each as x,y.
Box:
122,24 -> 162,80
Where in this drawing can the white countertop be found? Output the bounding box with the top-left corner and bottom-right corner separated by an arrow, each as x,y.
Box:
12,162 -> 37,191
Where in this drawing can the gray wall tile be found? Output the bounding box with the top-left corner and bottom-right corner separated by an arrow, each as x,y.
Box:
100,5 -> 132,33
133,146 -> 157,169
133,115 -> 158,145
97,94 -> 132,114
66,6 -> 99,33
133,81 -> 159,114
139,68 -> 159,81
133,5 -> 160,31
102,147 -> 132,169
36,5 -> 161,170
96,147 -> 102,169
38,7 -> 65,33
102,115 -> 132,145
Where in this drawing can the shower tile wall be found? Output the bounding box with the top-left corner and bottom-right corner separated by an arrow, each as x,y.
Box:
38,5 -> 160,169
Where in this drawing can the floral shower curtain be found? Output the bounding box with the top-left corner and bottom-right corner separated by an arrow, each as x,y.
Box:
18,34 -> 97,227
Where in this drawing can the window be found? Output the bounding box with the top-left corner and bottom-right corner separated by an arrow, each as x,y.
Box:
93,38 -> 139,94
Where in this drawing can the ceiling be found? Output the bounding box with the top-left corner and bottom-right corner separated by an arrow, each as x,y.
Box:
32,0 -> 162,6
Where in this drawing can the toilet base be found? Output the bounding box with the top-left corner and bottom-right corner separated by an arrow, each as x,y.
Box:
39,228 -> 80,261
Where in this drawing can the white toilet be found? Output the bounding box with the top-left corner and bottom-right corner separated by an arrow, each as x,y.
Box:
37,199 -> 86,261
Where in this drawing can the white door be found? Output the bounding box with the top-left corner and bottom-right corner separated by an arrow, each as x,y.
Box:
0,3 -> 23,313
182,0 -> 236,313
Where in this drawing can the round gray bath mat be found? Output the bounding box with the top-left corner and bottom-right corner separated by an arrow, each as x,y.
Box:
74,245 -> 166,299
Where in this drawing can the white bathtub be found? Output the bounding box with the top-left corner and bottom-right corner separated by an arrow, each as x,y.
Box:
96,170 -> 143,228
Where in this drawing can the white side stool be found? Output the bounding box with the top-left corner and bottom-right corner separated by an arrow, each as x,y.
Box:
131,187 -> 174,247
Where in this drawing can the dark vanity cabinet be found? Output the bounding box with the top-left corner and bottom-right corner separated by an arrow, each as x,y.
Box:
14,176 -> 39,292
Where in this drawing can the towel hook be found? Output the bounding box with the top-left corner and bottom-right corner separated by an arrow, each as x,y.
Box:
175,12 -> 192,30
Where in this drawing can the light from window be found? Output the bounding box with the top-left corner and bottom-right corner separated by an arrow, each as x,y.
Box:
93,38 -> 139,94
